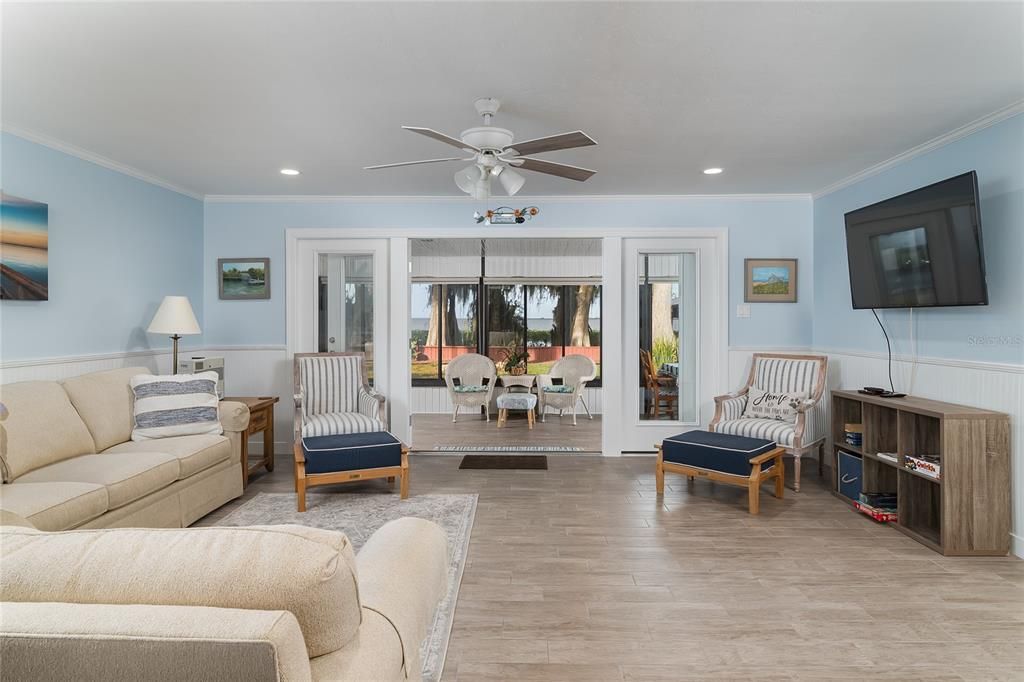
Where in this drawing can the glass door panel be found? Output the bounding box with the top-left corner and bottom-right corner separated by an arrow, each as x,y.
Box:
637,252 -> 697,423
319,253 -> 375,381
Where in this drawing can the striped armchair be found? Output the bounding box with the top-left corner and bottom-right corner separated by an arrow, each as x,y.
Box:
293,353 -> 387,439
709,353 -> 828,491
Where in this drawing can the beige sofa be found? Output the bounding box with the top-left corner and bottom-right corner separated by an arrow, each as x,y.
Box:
0,517 -> 449,681
0,367 -> 247,530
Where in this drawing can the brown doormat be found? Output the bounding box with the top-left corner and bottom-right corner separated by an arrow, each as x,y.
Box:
458,454 -> 548,470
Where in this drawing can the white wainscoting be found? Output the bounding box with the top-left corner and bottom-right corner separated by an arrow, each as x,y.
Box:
5,344 -> 1021,556
819,348 -> 1024,558
0,349 -> 173,384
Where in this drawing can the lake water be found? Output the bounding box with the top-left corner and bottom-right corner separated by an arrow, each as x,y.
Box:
222,279 -> 266,296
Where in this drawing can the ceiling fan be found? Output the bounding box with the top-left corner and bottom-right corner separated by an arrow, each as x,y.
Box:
364,98 -> 597,199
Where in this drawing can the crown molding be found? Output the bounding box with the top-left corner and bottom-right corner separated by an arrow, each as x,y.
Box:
812,99 -> 1024,199
204,192 -> 812,204
2,126 -> 204,200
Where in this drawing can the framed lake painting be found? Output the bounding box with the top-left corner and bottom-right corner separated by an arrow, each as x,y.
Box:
745,258 -> 797,303
218,258 -> 270,300
0,193 -> 49,301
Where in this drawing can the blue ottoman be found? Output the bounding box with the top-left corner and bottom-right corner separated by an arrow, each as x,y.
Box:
656,430 -> 784,514
295,431 -> 408,511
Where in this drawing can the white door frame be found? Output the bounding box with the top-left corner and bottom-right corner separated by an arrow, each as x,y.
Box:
287,236 -> 390,425
622,237 -> 726,451
287,226 -> 728,455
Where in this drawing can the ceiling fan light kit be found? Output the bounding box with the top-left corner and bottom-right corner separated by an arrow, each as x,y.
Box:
365,97 -> 598,198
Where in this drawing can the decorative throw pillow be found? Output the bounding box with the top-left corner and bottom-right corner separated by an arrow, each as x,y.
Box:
742,386 -> 807,423
130,372 -> 223,441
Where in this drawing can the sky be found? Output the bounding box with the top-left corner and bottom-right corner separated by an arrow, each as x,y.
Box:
0,193 -> 48,250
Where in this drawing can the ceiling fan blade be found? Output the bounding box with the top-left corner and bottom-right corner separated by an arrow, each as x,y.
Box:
402,126 -> 480,152
364,157 -> 469,170
504,130 -> 597,156
510,156 -> 596,182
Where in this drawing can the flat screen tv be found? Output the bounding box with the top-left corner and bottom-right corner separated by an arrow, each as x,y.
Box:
844,171 -> 988,309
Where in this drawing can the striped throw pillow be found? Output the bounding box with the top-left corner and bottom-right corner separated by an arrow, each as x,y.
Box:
130,372 -> 223,441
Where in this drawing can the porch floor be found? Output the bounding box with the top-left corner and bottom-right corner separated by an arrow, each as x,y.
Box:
411,412 -> 602,453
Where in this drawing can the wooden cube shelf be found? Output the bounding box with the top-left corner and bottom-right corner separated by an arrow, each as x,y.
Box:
831,389 -> 1010,556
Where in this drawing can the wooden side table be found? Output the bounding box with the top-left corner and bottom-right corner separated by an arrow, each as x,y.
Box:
223,396 -> 279,488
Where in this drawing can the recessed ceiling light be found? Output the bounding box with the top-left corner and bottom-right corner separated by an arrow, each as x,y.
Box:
280,168 -> 300,176
703,167 -> 724,175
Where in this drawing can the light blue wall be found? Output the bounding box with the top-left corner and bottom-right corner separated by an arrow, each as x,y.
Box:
813,114 -> 1024,365
203,197 -> 815,348
0,132 -> 204,360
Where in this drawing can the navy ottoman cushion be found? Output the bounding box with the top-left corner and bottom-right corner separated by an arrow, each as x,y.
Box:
302,431 -> 402,475
662,430 -> 777,476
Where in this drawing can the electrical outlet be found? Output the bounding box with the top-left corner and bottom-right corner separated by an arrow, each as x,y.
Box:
736,304 -> 751,318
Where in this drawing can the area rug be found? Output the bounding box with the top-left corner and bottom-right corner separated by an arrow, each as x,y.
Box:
459,454 -> 548,470
433,444 -> 582,452
217,492 -> 477,682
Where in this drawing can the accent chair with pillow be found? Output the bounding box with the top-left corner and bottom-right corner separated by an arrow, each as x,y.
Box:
0,367 -> 248,530
709,353 -> 828,491
443,353 -> 497,423
293,353 -> 387,438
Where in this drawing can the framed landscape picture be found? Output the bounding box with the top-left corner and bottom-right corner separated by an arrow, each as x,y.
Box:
0,192 -> 49,301
745,258 -> 797,303
218,257 -> 270,300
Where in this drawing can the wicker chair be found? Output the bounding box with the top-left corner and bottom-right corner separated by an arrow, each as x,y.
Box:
293,352 -> 387,440
444,353 -> 497,423
536,354 -> 597,426
709,353 -> 828,492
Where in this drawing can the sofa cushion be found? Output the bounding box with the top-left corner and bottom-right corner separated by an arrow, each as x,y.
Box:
0,381 -> 96,482
0,524 -> 362,659
15,452 -> 179,510
301,412 -> 385,437
61,367 -> 148,452
103,434 -> 232,479
713,418 -> 797,448
0,481 -> 108,531
0,602 -> 313,682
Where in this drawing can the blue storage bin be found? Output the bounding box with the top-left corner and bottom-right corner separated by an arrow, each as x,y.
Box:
838,451 -> 863,501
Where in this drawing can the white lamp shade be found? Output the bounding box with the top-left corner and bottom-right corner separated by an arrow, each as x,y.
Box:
147,296 -> 201,335
454,165 -> 482,194
497,167 -> 525,196
471,178 -> 491,201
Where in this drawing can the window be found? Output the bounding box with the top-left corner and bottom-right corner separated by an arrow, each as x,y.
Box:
411,281 -> 601,385
410,283 -> 478,382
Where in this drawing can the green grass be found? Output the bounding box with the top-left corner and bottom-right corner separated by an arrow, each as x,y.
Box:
752,281 -> 790,295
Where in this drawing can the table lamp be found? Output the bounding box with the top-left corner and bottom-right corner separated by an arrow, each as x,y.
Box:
147,295 -> 201,374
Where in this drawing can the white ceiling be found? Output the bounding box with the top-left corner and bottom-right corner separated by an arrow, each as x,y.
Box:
3,1 -> 1022,198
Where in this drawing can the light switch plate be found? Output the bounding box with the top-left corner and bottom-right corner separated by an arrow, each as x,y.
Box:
736,304 -> 751,318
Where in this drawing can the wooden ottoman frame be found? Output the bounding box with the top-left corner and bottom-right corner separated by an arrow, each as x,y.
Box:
656,443 -> 785,514
293,443 -> 409,512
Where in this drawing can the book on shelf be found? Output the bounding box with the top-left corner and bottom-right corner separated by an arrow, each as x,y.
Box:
876,452 -> 898,463
905,454 -> 941,480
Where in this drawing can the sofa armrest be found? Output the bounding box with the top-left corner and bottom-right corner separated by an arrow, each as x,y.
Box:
219,400 -> 251,432
356,517 -> 448,679
0,602 -> 312,682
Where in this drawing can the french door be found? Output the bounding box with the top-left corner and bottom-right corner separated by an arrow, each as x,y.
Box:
620,237 -> 724,451
293,238 -> 389,394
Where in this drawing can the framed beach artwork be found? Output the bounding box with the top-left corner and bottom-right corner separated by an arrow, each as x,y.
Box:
744,258 -> 797,303
218,258 -> 270,300
0,193 -> 49,301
